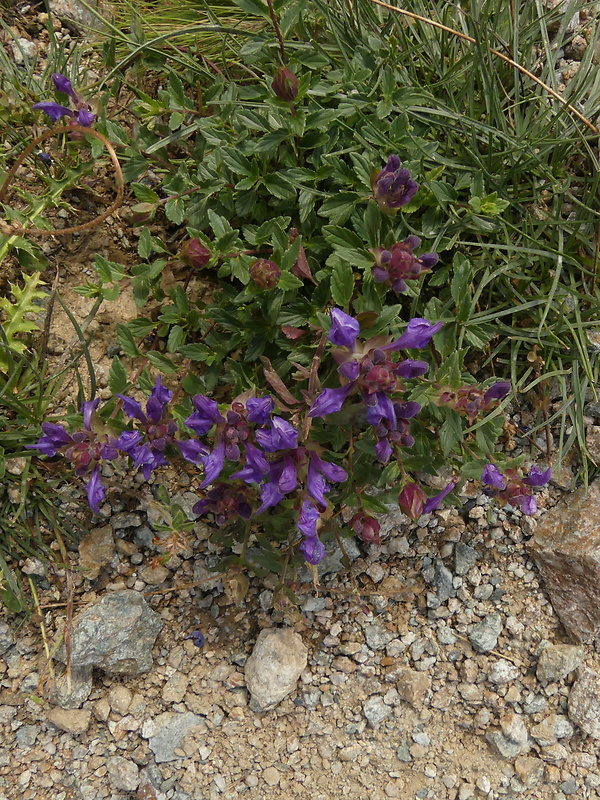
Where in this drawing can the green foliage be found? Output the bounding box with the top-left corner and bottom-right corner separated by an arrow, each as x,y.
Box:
0,274 -> 46,373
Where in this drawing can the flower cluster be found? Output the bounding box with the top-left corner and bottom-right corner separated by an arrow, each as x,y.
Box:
249,259 -> 281,289
481,464 -> 551,515
371,155 -> 418,212
372,237 -> 439,294
33,73 -> 95,127
26,399 -> 118,512
309,309 -> 442,463
435,381 -> 511,423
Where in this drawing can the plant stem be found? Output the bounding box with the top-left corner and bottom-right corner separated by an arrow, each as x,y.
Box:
266,0 -> 286,64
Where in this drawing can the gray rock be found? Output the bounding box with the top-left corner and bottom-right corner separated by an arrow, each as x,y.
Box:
106,756 -> 139,792
528,479 -> 600,642
454,543 -> 479,576
432,561 -> 455,602
133,526 -> 156,550
244,628 -> 307,711
396,739 -> 412,762
364,623 -> 395,651
568,666 -> 600,739
524,695 -> 547,715
437,627 -> 457,645
15,725 -> 40,748
147,712 -> 206,763
56,590 -> 162,675
50,667 -> 93,709
468,613 -> 503,653
171,492 -> 202,521
489,659 -> 520,685
11,38 -> 37,64
536,644 -> 584,683
487,710 -> 530,758
78,526 -> 115,580
49,0 -> 107,32
363,695 -> 391,728
0,622 -> 14,655
110,512 -> 143,530
20,672 -> 40,693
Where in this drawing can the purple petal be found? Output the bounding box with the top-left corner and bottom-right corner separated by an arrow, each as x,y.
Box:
422,481 -> 456,514
309,382 -> 355,417
483,381 -> 511,404
26,423 -> 72,456
339,360 -> 360,381
278,455 -> 298,493
523,466 -> 551,487
310,453 -> 347,483
297,499 -> 320,538
117,395 -> 146,423
373,267 -> 389,283
307,461 -> 329,507
366,392 -> 396,427
150,375 -> 173,407
117,430 -> 143,453
246,396 -> 274,425
200,439 -> 226,488
420,252 -> 439,270
394,359 -> 429,378
255,417 -> 299,452
184,630 -> 205,648
328,309 -> 360,349
176,438 -> 210,465
52,73 -> 77,99
521,495 -> 537,515
387,318 -> 443,351
395,401 -> 421,419
81,398 -> 100,430
375,439 -> 392,463
256,482 -> 285,513
231,443 -> 269,484
76,108 -> 95,126
481,464 -> 506,489
300,536 -> 325,565
85,466 -> 105,513
32,101 -> 74,121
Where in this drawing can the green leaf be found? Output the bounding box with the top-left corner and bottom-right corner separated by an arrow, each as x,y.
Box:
178,343 -> 213,362
263,174 -> 296,201
222,147 -> 253,176
330,262 -> 354,309
146,351 -> 178,373
127,318 -> 156,337
168,72 -> 188,109
167,325 -> 187,353
117,323 -> 141,358
165,196 -> 186,225
318,193 -> 358,224
108,355 -> 128,393
132,183 -> 160,203
322,225 -> 366,250
439,410 -> 464,456
232,0 -> 269,16
278,271 -> 303,291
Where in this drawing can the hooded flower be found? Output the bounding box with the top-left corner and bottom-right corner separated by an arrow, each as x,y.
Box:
373,237 -> 439,294
372,155 -> 419,212
480,464 -> 550,515
33,72 -> 95,127
26,398 -> 119,513
298,500 -> 325,565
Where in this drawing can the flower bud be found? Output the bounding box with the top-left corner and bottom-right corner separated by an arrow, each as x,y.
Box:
249,259 -> 281,289
180,239 -> 211,270
271,67 -> 299,102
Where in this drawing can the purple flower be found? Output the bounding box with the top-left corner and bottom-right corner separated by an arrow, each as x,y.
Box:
255,417 -> 299,452
523,466 -> 551,487
394,359 -> 429,378
200,439 -> 226,488
26,422 -> 71,456
372,238 -> 438,294
306,452 -> 347,507
521,495 -> 537,515
246,396 -> 274,425
176,438 -> 210,466
52,73 -> 78,99
483,381 -> 511,404
308,383 -> 355,418
328,309 -> 360,349
231,443 -> 270,484
85,466 -> 105,513
184,630 -> 205,648
372,155 -> 419,212
256,481 -> 286,514
297,500 -> 325,565
481,464 -> 506,489
423,481 -> 456,514
186,395 -> 224,435
387,318 -> 443,351
32,101 -> 74,121
375,439 -> 393,463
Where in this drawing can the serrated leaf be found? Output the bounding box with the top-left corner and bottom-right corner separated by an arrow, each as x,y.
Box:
146,351 -> 178,373
322,225 -> 366,250
127,318 -> 156,337
108,355 -> 128,393
278,271 -> 303,291
330,262 -> 354,309
167,325 -> 187,353
439,410 -> 464,456
131,183 -> 160,203
165,196 -> 186,225
117,323 -> 141,357
178,343 -> 212,361
222,147 -> 253,176
318,193 -> 358,224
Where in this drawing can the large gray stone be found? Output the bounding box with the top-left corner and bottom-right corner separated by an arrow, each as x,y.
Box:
528,479 -> 600,643
56,590 -> 162,675
536,644 -> 584,683
244,628 -> 307,711
568,667 -> 600,739
147,712 -> 206,763
468,614 -> 503,653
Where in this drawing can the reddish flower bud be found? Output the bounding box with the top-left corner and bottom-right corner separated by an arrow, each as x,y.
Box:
398,482 -> 427,520
349,511 -> 381,546
249,259 -> 281,289
180,239 -> 211,270
271,67 -> 299,102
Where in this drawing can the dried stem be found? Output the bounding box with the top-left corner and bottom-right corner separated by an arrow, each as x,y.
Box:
0,124 -> 125,237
